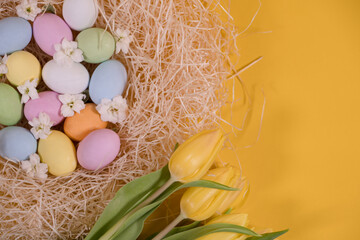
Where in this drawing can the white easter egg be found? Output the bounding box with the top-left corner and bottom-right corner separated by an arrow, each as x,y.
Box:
42,60 -> 89,94
63,0 -> 98,31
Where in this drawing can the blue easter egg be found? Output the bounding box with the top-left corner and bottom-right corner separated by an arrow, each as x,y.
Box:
0,126 -> 37,162
0,17 -> 32,55
89,60 -> 127,104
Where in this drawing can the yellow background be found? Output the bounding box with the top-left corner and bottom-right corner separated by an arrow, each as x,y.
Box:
224,0 -> 360,239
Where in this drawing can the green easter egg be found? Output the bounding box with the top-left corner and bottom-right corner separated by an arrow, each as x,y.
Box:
76,28 -> 115,64
0,83 -> 23,126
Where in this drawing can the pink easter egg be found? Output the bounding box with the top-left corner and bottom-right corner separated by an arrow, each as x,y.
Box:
24,91 -> 64,126
77,129 -> 120,171
33,13 -> 73,56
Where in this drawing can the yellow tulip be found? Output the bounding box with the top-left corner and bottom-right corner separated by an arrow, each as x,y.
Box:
169,128 -> 225,183
214,177 -> 250,216
180,167 -> 239,221
196,213 -> 249,240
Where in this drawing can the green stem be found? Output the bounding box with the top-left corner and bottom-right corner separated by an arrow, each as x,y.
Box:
99,177 -> 176,240
152,214 -> 185,240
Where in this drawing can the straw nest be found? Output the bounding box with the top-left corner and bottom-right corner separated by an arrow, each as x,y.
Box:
0,0 -> 240,238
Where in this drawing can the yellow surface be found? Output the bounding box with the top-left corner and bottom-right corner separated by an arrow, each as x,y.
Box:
222,0 -> 360,239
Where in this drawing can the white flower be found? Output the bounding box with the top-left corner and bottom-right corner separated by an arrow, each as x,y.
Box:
96,95 -> 128,124
16,0 -> 42,22
58,94 -> 86,117
53,38 -> 84,66
17,79 -> 39,104
21,153 -> 48,179
114,28 -> 133,54
29,112 -> 53,139
0,54 -> 8,75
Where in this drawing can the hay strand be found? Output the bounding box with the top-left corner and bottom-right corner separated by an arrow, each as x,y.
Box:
0,0 -> 239,238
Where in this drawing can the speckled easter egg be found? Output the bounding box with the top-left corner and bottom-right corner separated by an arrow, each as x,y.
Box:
42,60 -> 89,94
0,83 -> 22,126
0,17 -> 32,55
6,51 -> 41,86
77,129 -> 120,171
24,91 -> 64,126
33,13 -> 73,56
64,103 -> 107,142
38,130 -> 77,176
76,28 -> 115,63
0,126 -> 37,162
89,60 -> 127,104
63,0 -> 98,31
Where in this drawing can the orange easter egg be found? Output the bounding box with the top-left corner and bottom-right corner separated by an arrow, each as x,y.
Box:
64,103 -> 107,141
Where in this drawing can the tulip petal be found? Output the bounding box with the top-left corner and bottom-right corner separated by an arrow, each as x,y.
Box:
244,229 -> 289,240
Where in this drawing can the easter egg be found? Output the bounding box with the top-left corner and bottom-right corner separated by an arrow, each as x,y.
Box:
0,17 -> 32,55
0,83 -> 22,126
6,51 -> 41,86
24,91 -> 64,126
64,103 -> 107,141
77,129 -> 120,171
76,28 -> 115,63
33,13 -> 73,56
63,0 -> 98,31
89,60 -> 127,104
38,130 -> 77,176
42,60 -> 89,94
0,126 -> 37,162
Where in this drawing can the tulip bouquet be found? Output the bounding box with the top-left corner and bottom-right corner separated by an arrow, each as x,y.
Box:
85,129 -> 288,240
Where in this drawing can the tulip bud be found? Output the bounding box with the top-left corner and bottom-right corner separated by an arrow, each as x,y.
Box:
180,167 -> 239,221
196,213 -> 249,240
169,129 -> 225,183
214,177 -> 249,216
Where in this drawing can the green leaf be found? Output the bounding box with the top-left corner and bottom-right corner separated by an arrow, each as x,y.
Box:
108,180 -> 238,239
112,202 -> 159,240
173,142 -> 180,152
224,208 -> 232,215
145,222 -> 201,240
161,223 -> 260,240
166,221 -> 201,237
245,230 -> 289,240
85,166 -> 171,240
181,180 -> 239,191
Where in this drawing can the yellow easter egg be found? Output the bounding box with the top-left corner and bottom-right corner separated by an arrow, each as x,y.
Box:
38,130 -> 77,176
64,103 -> 108,141
6,51 -> 41,86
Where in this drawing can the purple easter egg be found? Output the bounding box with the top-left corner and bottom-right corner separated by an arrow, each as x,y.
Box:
33,13 -> 73,56
77,129 -> 120,171
24,91 -> 64,126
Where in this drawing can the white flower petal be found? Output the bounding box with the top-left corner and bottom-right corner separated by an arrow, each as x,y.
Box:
29,113 -> 53,139
21,161 -> 32,172
96,96 -> 128,124
59,94 -> 85,117
114,28 -> 132,54
29,153 -> 40,164
62,38 -> 73,49
71,49 -> 84,63
17,79 -> 38,104
61,105 -> 75,117
21,94 -> 30,104
16,0 -> 42,21
0,54 -> 8,74
21,153 -> 48,179
54,38 -> 84,65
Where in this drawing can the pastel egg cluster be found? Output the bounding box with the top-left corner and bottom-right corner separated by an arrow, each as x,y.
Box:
0,0 -> 131,178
